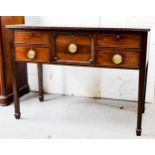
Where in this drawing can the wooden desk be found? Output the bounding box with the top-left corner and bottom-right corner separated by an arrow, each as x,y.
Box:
7,25 -> 150,136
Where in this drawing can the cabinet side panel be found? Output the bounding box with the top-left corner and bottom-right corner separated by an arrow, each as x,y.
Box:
0,18 -> 4,95
0,16 -> 28,102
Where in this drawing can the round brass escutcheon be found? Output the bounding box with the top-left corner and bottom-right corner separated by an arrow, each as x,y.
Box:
68,43 -> 78,54
112,54 -> 123,65
27,49 -> 36,60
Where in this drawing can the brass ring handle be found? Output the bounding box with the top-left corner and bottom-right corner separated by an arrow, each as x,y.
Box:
68,43 -> 78,54
112,54 -> 123,65
27,49 -> 36,60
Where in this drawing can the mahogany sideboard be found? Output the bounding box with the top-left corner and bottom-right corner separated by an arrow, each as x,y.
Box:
6,25 -> 150,136
0,17 -> 29,105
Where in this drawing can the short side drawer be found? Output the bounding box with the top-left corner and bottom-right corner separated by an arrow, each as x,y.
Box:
97,33 -> 141,48
14,31 -> 50,45
96,48 -> 140,69
15,46 -> 51,63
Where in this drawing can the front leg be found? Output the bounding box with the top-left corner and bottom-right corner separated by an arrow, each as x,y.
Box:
136,67 -> 145,136
37,63 -> 44,102
142,63 -> 148,113
12,61 -> 20,119
136,32 -> 148,136
10,30 -> 21,119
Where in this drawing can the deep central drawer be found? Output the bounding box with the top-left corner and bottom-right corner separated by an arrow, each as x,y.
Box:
53,33 -> 93,64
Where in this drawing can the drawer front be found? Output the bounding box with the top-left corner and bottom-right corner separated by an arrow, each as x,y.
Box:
54,33 -> 93,64
97,33 -> 141,48
15,46 -> 51,63
96,49 -> 140,68
15,31 -> 50,45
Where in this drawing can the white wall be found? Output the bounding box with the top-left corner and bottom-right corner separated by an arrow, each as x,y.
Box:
25,16 -> 155,103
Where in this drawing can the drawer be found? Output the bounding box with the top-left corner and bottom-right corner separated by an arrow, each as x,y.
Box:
96,49 -> 140,68
14,31 -> 50,45
97,33 -> 141,48
15,46 -> 51,63
54,33 -> 93,64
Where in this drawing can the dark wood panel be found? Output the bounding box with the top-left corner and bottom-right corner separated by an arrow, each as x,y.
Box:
0,16 -> 29,105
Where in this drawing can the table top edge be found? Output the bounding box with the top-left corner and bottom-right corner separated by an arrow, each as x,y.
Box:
6,24 -> 150,32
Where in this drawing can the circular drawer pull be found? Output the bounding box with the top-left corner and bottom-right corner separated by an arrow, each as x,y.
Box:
68,43 -> 78,54
112,54 -> 123,65
27,49 -> 36,60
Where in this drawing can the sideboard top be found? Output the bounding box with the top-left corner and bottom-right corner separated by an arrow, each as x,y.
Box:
6,24 -> 150,32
